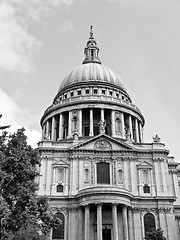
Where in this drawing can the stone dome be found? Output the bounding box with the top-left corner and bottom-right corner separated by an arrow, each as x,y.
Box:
58,63 -> 126,93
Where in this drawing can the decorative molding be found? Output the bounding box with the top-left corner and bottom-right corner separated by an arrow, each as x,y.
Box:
132,207 -> 172,214
94,139 -> 112,150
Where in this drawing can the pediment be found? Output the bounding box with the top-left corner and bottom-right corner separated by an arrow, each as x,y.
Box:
137,161 -> 153,169
69,134 -> 136,151
52,158 -> 69,167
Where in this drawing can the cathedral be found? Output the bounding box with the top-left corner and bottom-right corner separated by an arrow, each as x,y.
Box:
37,27 -> 180,240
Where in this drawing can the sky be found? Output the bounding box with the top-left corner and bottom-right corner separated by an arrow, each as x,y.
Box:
0,0 -> 180,162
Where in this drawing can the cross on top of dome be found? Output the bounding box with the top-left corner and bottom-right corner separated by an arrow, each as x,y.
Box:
82,26 -> 101,64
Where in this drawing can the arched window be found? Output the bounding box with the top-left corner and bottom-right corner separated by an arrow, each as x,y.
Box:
57,184 -> 63,193
97,162 -> 110,184
144,213 -> 156,236
52,212 -> 65,240
143,184 -> 150,193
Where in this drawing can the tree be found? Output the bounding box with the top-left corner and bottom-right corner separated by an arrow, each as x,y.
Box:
0,128 -> 58,239
144,228 -> 166,240
0,114 -> 10,130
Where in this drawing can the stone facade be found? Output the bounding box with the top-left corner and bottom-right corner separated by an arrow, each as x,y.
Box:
38,27 -> 180,240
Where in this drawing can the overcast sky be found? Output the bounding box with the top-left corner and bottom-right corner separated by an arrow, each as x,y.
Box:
0,0 -> 180,162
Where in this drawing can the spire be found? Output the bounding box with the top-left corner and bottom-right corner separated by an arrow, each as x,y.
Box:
82,26 -> 101,64
90,25 -> 93,38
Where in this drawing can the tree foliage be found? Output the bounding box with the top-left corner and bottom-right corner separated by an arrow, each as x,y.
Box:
144,228 -> 166,240
0,128 -> 58,239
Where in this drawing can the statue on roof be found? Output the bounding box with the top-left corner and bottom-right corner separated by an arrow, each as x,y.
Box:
98,120 -> 106,134
153,134 -> 161,143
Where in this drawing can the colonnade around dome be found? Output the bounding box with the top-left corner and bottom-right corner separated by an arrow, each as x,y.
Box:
42,107 -> 144,143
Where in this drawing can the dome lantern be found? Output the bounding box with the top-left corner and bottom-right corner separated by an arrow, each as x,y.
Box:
82,25 -> 101,65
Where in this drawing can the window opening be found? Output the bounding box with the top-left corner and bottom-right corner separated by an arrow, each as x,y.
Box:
52,212 -> 65,240
94,89 -> 98,94
144,213 -> 156,237
143,184 -> 150,193
57,184 -> 63,193
97,162 -> 110,184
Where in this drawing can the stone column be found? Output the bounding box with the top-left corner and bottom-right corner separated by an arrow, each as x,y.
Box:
45,157 -> 52,194
42,124 -> 45,141
89,109 -> 94,136
101,108 -> 104,122
78,207 -> 83,240
58,113 -> 62,140
128,115 -> 133,140
46,120 -> 50,140
68,111 -> 72,138
85,205 -> 90,240
161,160 -> 168,194
111,110 -> 115,137
51,116 -> 55,141
122,205 -> 129,240
139,122 -> 144,143
97,203 -> 103,240
79,109 -> 82,137
112,203 -> 118,240
124,159 -> 129,190
172,170 -> 180,205
154,160 -> 160,194
128,208 -> 134,240
135,118 -> 140,143
133,209 -> 142,240
121,112 -> 125,138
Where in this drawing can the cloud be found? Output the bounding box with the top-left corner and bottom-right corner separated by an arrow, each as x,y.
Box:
59,20 -> 74,32
0,2 -> 40,74
0,0 -> 78,75
0,88 -> 41,148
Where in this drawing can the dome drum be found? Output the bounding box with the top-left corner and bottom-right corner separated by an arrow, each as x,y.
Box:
41,105 -> 144,144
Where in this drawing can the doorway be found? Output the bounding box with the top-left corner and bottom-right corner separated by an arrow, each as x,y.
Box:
102,228 -> 111,240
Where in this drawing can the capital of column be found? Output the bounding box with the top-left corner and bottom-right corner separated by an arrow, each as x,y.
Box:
84,204 -> 90,210
112,202 -> 118,209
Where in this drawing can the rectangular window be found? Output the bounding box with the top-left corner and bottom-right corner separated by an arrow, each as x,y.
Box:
70,92 -> 74,97
94,89 -> 98,94
77,90 -> 81,95
57,168 -> 64,183
85,89 -> 89,94
97,162 -> 110,184
102,89 -> 106,95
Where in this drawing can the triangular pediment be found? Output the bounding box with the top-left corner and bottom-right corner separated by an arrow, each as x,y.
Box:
137,161 -> 153,169
69,134 -> 136,151
52,158 -> 69,167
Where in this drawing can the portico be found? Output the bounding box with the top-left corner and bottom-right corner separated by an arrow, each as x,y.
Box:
78,203 -> 133,240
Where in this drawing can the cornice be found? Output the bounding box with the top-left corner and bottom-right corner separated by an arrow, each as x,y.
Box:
40,98 -> 145,126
